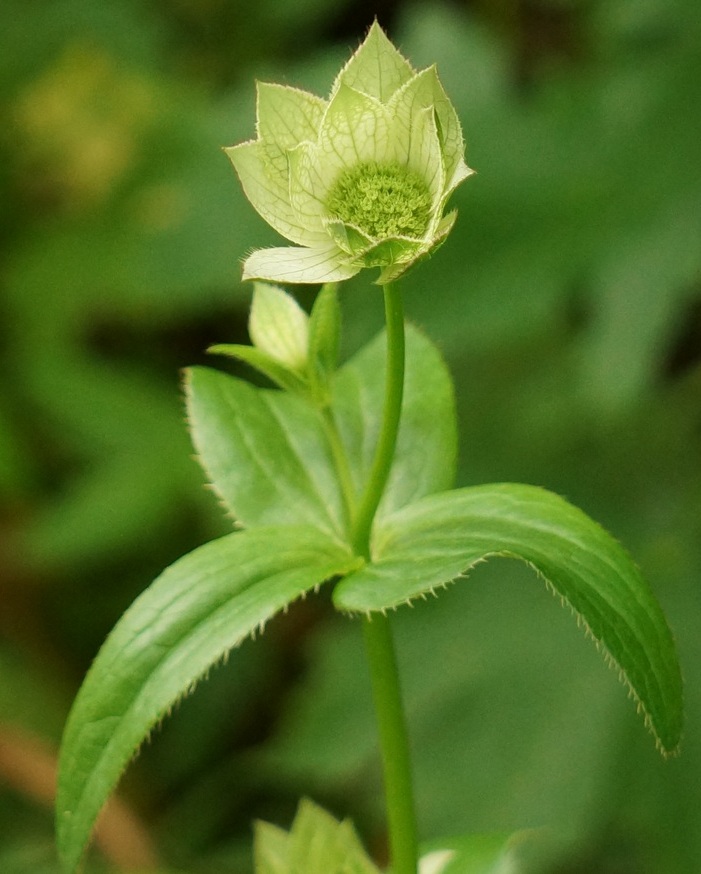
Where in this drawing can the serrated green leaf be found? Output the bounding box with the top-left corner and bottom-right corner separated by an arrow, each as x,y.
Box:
187,325 -> 456,538
56,526 -> 356,874
333,483 -> 683,754
186,367 -> 347,537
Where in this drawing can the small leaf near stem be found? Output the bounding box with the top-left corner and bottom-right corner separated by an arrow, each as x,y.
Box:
349,281 -> 418,874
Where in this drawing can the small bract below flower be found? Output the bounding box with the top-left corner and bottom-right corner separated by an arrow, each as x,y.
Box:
226,22 -> 473,285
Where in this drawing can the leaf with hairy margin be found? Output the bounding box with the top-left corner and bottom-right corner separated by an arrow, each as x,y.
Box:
56,526 -> 358,873
186,324 -> 457,536
333,483 -> 683,754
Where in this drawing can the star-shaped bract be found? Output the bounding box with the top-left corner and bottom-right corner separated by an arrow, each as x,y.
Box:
226,22 -> 473,285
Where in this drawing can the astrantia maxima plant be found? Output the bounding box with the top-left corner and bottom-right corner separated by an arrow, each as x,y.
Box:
226,22 -> 474,285
56,18 -> 683,874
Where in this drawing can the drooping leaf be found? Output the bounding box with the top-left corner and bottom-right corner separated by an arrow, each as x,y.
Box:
56,526 -> 356,873
187,324 -> 457,537
333,483 -> 683,754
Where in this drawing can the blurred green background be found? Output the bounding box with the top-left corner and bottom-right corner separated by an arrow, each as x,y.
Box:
1,0 -> 700,871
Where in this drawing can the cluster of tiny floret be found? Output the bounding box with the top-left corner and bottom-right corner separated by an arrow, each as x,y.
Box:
326,161 -> 432,240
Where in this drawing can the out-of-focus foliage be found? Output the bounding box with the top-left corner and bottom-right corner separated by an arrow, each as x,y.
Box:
1,0 -> 699,872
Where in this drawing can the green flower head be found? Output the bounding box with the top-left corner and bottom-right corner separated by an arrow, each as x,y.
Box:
226,22 -> 474,285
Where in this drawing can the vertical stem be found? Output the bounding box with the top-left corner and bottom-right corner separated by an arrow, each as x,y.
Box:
363,615 -> 418,874
351,282 -> 406,560
352,282 -> 418,874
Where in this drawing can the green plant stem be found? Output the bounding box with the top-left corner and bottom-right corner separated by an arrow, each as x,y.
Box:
363,615 -> 418,874
352,282 -> 418,874
351,281 -> 405,559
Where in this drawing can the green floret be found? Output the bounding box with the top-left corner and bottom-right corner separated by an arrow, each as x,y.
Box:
326,161 -> 432,240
